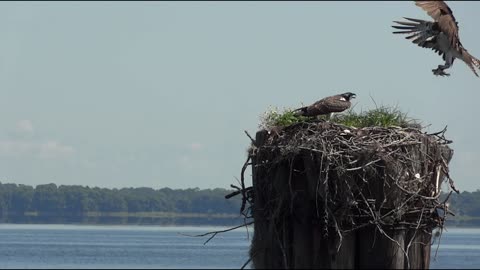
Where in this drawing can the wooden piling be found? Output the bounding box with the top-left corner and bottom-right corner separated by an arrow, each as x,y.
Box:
247,123 -> 454,269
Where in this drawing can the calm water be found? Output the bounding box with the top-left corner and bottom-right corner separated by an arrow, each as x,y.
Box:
0,224 -> 478,269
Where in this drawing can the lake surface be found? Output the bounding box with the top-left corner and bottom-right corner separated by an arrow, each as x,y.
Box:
0,224 -> 479,269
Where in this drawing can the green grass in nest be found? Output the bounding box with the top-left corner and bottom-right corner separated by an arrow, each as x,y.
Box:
259,106 -> 420,130
258,106 -> 308,130
335,107 -> 418,128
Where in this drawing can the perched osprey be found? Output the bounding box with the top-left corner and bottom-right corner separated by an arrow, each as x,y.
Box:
294,92 -> 356,117
392,1 -> 480,77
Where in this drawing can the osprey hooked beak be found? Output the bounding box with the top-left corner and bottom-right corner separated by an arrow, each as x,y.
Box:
341,92 -> 356,101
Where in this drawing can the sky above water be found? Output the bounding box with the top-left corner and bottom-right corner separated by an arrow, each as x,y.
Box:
0,1 -> 479,191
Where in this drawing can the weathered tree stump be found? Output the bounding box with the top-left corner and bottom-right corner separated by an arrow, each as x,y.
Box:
246,122 -> 455,269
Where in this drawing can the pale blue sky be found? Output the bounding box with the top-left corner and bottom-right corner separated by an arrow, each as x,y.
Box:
0,1 -> 479,191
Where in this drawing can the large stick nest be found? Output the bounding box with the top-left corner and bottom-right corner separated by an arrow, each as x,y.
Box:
236,120 -> 457,238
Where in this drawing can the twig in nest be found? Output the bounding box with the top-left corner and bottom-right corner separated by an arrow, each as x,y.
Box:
241,258 -> 252,270
179,221 -> 254,245
441,162 -> 459,194
441,190 -> 453,205
434,227 -> 444,259
225,185 -> 253,199
376,225 -> 409,263
405,206 -> 425,269
244,130 -> 257,147
427,125 -> 448,136
345,158 -> 382,171
240,156 -> 252,216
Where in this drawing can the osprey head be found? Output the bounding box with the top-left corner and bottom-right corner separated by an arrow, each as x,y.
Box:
340,92 -> 356,101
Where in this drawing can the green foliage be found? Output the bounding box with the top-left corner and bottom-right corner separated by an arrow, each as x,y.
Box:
2,181 -> 480,225
334,106 -> 418,128
33,183 -> 65,213
258,106 -> 308,129
444,190 -> 480,217
259,105 -> 419,129
0,181 -> 241,220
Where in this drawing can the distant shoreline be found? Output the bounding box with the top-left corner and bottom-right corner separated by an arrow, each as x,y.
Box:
0,213 -> 476,228
0,211 -> 249,227
22,211 -> 240,219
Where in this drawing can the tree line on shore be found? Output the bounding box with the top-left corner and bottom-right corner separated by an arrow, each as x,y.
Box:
0,182 -> 241,217
443,189 -> 480,217
1,181 -> 479,220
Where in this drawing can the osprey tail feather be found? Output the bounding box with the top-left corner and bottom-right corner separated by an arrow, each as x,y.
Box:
467,53 -> 480,77
473,56 -> 480,70
460,48 -> 480,77
473,57 -> 480,77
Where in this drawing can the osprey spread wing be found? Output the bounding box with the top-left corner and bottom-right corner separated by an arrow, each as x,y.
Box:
392,1 -> 480,77
294,92 -> 356,117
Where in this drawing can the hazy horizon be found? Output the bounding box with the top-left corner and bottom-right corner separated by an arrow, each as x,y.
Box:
1,1 -> 479,191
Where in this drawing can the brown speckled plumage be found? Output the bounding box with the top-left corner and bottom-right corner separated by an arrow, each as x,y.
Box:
294,92 -> 356,117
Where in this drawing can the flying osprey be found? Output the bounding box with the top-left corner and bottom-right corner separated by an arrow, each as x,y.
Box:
294,92 -> 356,117
392,1 -> 480,77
